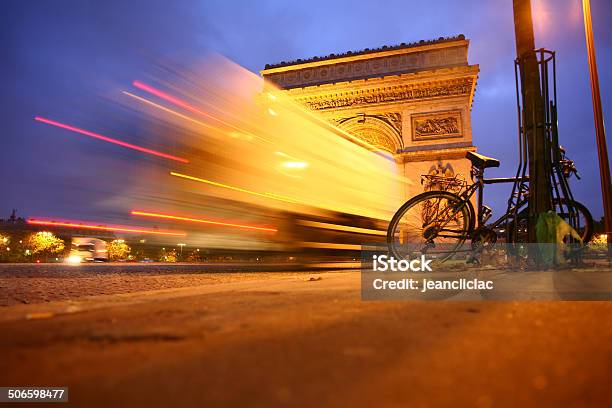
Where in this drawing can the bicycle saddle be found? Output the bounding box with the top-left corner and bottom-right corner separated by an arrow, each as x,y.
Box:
466,151 -> 500,169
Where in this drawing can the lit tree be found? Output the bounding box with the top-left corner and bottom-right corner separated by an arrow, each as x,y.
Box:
0,233 -> 9,261
107,239 -> 131,261
589,233 -> 608,254
186,249 -> 201,263
0,233 -> 8,248
26,231 -> 65,255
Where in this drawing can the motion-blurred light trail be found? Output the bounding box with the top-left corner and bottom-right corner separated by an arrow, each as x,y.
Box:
70,56 -> 406,251
123,90 -> 271,145
122,91 -> 216,131
297,220 -> 386,236
131,210 -> 277,232
27,219 -> 186,236
34,116 -> 189,163
169,171 -> 300,204
132,80 -> 269,144
133,80 -> 239,130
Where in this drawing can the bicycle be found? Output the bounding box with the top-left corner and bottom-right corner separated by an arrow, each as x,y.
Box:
387,151 -> 593,262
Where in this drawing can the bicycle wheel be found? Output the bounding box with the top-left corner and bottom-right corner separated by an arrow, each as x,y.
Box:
555,199 -> 594,243
387,191 -> 473,262
510,199 -> 594,243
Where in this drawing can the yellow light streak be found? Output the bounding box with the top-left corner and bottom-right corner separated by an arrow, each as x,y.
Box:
169,171 -> 300,204
131,210 -> 277,232
298,242 -> 362,250
297,220 -> 386,236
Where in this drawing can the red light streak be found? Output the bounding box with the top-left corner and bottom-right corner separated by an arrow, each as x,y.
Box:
34,116 -> 189,163
27,219 -> 186,236
169,171 -> 300,204
131,210 -> 277,232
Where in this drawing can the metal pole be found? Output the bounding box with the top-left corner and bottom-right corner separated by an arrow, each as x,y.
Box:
513,0 -> 552,245
582,0 -> 612,249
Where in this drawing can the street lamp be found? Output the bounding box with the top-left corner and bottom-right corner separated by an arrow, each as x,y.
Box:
582,0 -> 612,249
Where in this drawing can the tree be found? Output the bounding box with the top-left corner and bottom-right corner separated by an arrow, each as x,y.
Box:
589,233 -> 608,254
107,239 -> 131,261
186,249 -> 201,263
0,233 -> 10,262
26,231 -> 65,260
0,234 -> 8,249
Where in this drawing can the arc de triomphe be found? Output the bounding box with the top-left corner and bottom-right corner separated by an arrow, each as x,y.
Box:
261,34 -> 479,200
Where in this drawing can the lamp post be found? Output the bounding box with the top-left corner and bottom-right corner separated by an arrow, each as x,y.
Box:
177,243 -> 186,258
582,0 -> 612,249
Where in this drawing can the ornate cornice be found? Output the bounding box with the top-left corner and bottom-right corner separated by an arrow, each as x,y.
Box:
264,35 -> 466,70
262,39 -> 470,89
294,77 -> 474,111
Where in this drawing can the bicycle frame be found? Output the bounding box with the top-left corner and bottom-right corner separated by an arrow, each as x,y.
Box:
455,166 -> 529,237
448,159 -> 587,245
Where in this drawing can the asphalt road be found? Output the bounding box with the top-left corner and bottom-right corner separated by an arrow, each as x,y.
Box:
1,266 -> 611,407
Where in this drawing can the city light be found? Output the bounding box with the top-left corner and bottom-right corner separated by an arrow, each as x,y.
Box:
27,219 -> 186,236
34,116 -> 189,163
131,210 -> 278,232
66,255 -> 82,264
281,161 -> 309,169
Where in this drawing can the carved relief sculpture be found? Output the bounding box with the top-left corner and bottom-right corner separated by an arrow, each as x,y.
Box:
411,110 -> 463,141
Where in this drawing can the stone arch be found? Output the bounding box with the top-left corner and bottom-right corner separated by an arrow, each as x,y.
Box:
336,115 -> 403,154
